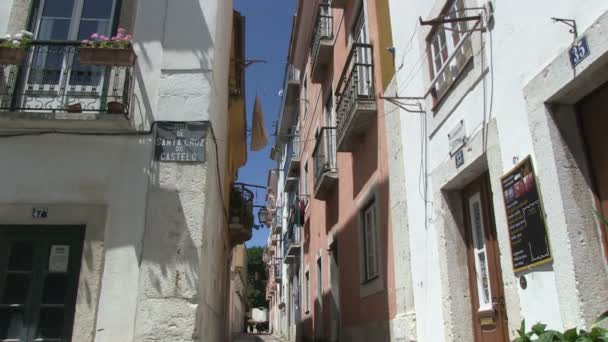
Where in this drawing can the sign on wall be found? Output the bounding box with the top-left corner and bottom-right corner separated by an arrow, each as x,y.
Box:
155,122 -> 208,163
500,156 -> 552,272
569,36 -> 590,68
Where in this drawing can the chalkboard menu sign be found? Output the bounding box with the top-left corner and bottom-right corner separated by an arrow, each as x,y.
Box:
501,156 -> 552,272
155,122 -> 208,163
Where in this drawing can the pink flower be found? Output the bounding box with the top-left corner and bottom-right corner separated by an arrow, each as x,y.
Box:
91,33 -> 99,39
116,33 -> 124,40
118,28 -> 126,34
124,34 -> 133,41
111,36 -> 117,41
82,39 -> 90,44
101,36 -> 109,41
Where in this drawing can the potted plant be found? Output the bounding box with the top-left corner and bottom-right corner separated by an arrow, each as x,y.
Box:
79,28 -> 136,67
0,30 -> 33,65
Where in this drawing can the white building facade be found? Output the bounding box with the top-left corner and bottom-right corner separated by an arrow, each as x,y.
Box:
0,0 -> 249,341
385,1 -> 608,341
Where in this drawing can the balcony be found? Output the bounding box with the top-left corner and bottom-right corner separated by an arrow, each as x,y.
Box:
273,258 -> 282,282
271,233 -> 278,246
283,224 -> 301,264
284,131 -> 301,193
313,127 -> 338,200
335,43 -> 376,152
0,42 -> 133,121
229,183 -> 254,245
272,210 -> 283,234
277,65 -> 301,137
285,130 -> 301,177
310,2 -> 334,81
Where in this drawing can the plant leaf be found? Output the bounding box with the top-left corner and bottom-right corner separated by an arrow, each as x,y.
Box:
564,328 -> 578,341
533,323 -> 548,335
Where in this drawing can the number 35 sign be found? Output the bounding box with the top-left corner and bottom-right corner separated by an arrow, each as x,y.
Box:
569,36 -> 590,68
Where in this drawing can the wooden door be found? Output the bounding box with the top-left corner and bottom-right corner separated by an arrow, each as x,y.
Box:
578,82 -> 608,259
463,175 -> 508,342
0,226 -> 84,342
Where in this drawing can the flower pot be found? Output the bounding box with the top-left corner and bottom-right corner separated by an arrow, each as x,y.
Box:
0,47 -> 25,65
79,47 -> 136,66
107,101 -> 124,114
64,103 -> 82,113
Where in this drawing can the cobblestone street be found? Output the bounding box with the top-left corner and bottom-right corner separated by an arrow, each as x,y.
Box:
232,334 -> 283,342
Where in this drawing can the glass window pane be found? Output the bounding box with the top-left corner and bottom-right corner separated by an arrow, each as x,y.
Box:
8,242 -> 34,271
0,308 -> 24,339
77,19 -> 111,39
81,0 -> 114,19
37,18 -> 71,40
42,274 -> 69,304
1,274 -> 31,304
37,308 -> 65,339
42,0 -> 75,18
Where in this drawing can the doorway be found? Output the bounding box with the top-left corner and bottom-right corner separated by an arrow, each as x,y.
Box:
577,81 -> 608,259
463,175 -> 508,342
0,226 -> 85,342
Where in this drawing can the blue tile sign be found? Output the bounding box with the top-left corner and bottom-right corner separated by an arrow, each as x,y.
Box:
569,36 -> 590,67
155,122 -> 208,162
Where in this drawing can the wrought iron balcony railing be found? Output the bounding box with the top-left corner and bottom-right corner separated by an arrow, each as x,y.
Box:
0,41 -> 133,115
313,127 -> 337,185
310,2 -> 333,70
335,43 -> 376,152
229,183 -> 254,231
283,224 -> 302,258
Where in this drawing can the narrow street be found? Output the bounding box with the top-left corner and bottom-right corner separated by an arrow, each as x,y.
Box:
232,334 -> 283,342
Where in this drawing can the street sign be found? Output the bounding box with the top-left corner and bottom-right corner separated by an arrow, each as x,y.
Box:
155,122 -> 208,163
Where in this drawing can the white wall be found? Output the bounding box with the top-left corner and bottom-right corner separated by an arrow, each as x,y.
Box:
0,0 -> 236,341
0,135 -> 152,341
387,0 -> 608,341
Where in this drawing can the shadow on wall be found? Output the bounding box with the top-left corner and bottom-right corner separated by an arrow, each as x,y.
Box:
302,176 -> 391,342
130,0 -> 216,127
352,120 -> 379,199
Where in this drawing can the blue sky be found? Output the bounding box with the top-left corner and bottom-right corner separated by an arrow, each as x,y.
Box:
234,0 -> 297,247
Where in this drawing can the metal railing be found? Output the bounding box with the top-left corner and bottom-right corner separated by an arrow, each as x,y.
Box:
0,41 -> 133,114
283,224 -> 302,256
335,43 -> 374,136
310,2 -> 333,64
229,183 -> 254,230
283,128 -> 301,176
313,127 -> 337,185
274,258 -> 282,279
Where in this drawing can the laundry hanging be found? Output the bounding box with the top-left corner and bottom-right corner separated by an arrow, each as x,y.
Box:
250,95 -> 269,151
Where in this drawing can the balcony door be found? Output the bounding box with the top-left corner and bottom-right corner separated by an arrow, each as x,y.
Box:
351,4 -> 372,98
22,0 -> 118,111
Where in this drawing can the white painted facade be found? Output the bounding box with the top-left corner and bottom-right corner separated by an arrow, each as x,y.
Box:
386,1 -> 608,341
0,0 -> 241,341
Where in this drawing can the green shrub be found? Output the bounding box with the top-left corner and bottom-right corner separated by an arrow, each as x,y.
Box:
514,312 -> 608,342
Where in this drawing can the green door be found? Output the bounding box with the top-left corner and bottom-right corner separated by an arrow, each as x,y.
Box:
0,226 -> 85,342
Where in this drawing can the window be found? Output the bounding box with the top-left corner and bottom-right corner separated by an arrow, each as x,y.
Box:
304,270 -> 310,313
316,257 -> 322,305
302,76 -> 309,122
427,0 -> 473,103
361,201 -> 379,281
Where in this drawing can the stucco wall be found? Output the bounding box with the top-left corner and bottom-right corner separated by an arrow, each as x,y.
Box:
0,0 -> 236,341
387,0 -> 608,341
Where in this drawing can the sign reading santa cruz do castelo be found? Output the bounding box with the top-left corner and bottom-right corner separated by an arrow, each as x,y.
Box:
155,122 -> 208,163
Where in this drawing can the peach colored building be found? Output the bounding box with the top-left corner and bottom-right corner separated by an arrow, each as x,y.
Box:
270,0 -> 399,341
